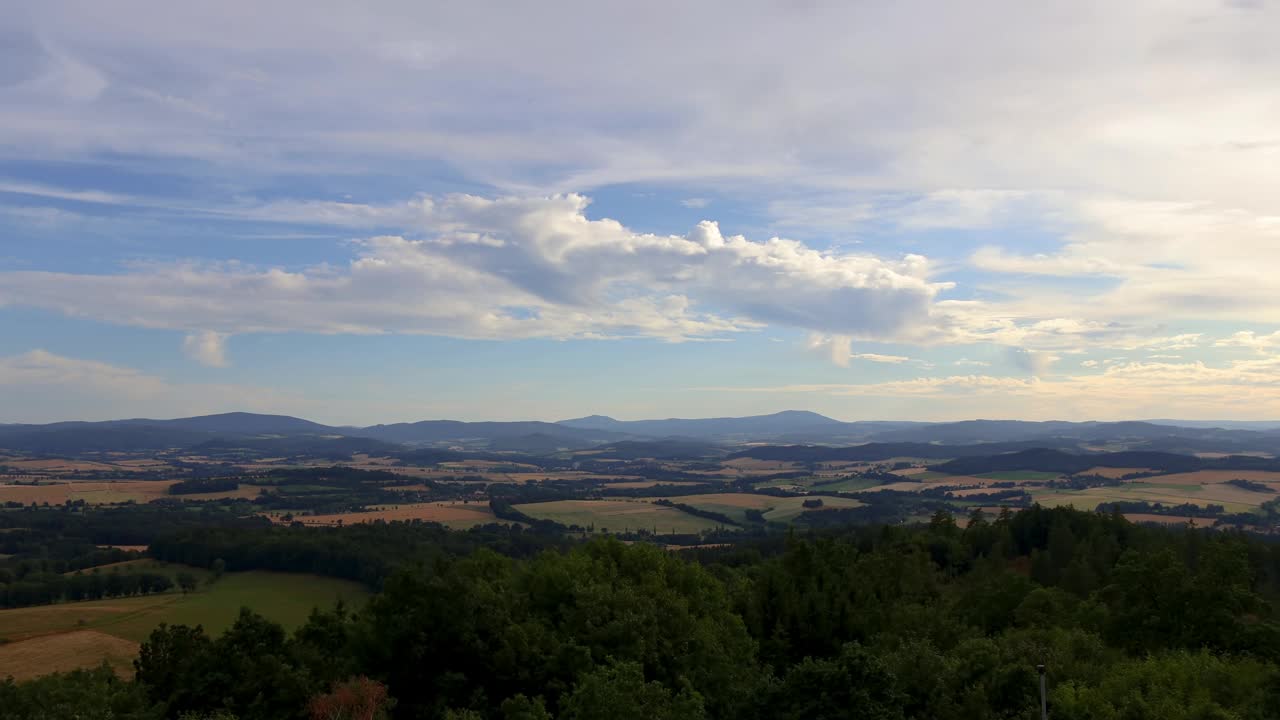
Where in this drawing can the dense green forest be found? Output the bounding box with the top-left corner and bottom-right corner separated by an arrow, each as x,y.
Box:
5,506 -> 1280,718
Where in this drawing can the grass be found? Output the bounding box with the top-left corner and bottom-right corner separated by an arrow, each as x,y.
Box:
810,477 -> 885,493
0,631 -> 139,681
514,499 -> 725,534
763,496 -> 865,523
1,569 -> 368,643
665,493 -> 865,525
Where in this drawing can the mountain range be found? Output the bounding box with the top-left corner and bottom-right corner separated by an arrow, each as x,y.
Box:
4,410 -> 1280,457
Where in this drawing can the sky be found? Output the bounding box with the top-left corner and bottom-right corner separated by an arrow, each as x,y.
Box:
3,0 -> 1280,424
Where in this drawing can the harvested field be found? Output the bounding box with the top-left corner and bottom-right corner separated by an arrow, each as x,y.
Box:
0,480 -> 256,505
1124,513 -> 1218,528
603,481 -> 703,489
0,481 -> 171,505
1153,470 -> 1280,484
0,630 -> 138,681
893,467 -> 934,476
281,501 -> 501,529
2,459 -> 122,472
514,499 -> 724,534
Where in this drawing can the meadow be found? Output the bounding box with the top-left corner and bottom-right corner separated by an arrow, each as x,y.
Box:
0,564 -> 368,681
667,492 -> 865,524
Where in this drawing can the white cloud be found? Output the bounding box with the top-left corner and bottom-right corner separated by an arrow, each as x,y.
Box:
1005,347 -> 1060,376
0,350 -> 293,422
954,358 -> 991,367
1216,330 -> 1280,351
680,198 -> 710,209
182,331 -> 229,367
694,357 -> 1280,420
0,194 -> 948,348
5,1 -> 1280,393
850,352 -> 911,364
4,1 -> 1279,207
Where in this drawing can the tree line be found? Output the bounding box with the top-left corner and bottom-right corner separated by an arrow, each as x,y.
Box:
8,505 -> 1280,718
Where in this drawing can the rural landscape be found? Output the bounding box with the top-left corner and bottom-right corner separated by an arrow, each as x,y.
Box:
6,411 -> 1280,717
8,1 -> 1280,718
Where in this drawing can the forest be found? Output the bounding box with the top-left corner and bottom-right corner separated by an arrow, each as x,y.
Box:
5,505 -> 1280,719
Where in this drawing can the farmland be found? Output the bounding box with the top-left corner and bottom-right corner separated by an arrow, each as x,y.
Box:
275,501 -> 502,529
666,492 -> 865,524
513,499 -> 726,534
0,479 -> 256,505
0,565 -> 369,680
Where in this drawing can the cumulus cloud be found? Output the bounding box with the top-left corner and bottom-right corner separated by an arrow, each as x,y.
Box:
7,1 -> 1280,391
1216,330 -> 1280,351
1006,347 -> 1059,376
0,195 -> 948,347
182,331 -> 229,367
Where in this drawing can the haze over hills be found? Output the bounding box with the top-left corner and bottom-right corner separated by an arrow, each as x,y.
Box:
3,410 -> 1280,457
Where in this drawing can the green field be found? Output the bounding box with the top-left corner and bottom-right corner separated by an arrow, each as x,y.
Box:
810,477 -> 885,493
762,496 -> 865,523
669,493 -> 865,525
63,559 -> 214,584
0,568 -> 369,646
514,499 -> 725,534
752,477 -> 818,489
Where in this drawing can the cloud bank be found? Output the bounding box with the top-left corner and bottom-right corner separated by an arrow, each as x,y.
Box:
0,195 -> 948,359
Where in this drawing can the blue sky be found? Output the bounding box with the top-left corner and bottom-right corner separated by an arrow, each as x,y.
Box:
3,1 -> 1280,424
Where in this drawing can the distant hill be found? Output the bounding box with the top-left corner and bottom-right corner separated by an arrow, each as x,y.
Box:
556,410 -> 877,440
188,435 -> 400,460
354,420 -> 625,447
145,412 -> 335,435
5,411 -> 1280,457
729,440 -> 1078,463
